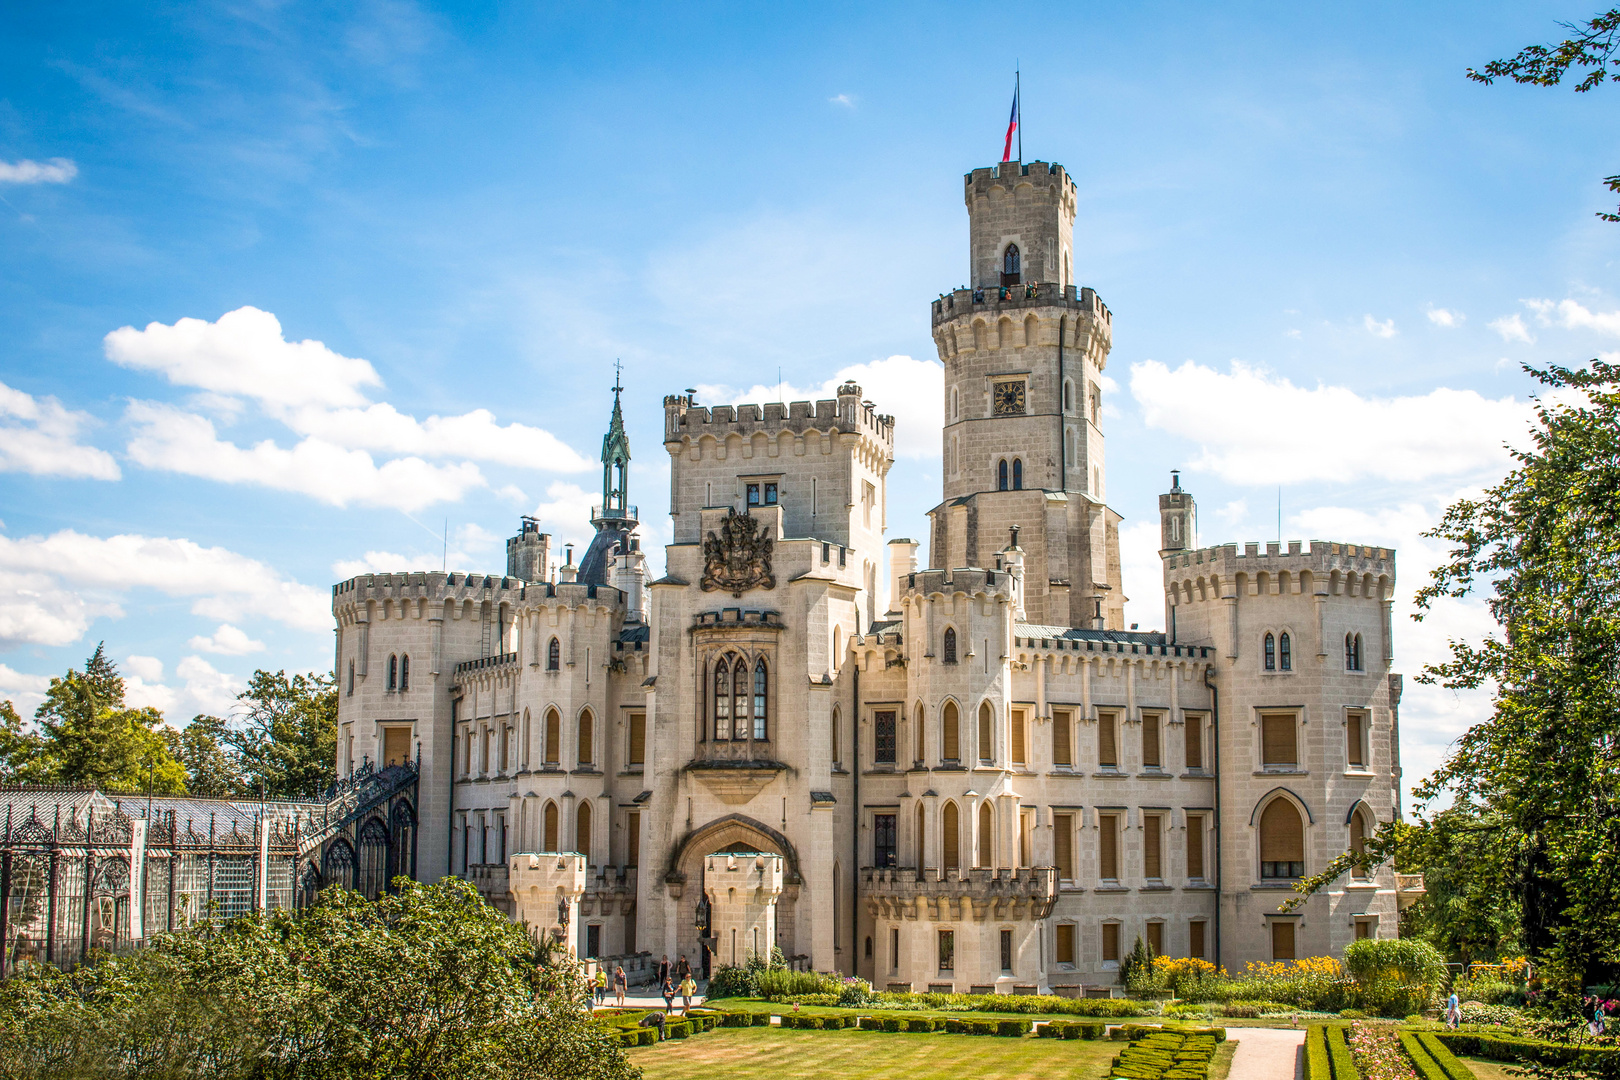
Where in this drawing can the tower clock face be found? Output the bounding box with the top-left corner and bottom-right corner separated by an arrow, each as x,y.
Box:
992,380 -> 1026,416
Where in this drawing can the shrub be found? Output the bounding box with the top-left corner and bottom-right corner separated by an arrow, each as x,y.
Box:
1036,1021 -> 1065,1038
1400,1030 -> 1474,1080
705,964 -> 756,1000
904,1017 -> 936,1033
667,1020 -> 692,1039
1458,1001 -> 1521,1027
756,969 -> 839,1000
1340,1008 -> 1368,1020
779,993 -> 840,1007
995,1019 -> 1032,1037
837,976 -> 873,1006
1304,1025 -> 1332,1080
1326,1023 -> 1358,1079
1344,937 -> 1447,1018
869,991 -> 1146,1017
966,1020 -> 999,1036
719,1012 -> 752,1027
881,1015 -> 904,1033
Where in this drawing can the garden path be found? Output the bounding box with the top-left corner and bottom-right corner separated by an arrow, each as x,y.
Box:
1226,1025 -> 1305,1080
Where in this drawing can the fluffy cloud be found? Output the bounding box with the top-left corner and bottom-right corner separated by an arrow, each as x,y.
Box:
124,401 -> 488,510
1363,315 -> 1397,339
121,655 -> 244,720
331,523 -> 506,580
282,402 -> 591,470
1526,297 -> 1620,338
0,528 -> 329,649
1130,360 -> 1532,484
187,623 -> 265,656
0,158 -> 77,184
0,380 -> 119,480
0,663 -> 53,715
697,354 -> 944,461
1426,308 -> 1462,328
1489,313 -> 1535,344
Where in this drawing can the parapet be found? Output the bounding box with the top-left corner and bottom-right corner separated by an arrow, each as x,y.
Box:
931,282 -> 1111,330
332,570 -> 625,617
1162,540 -> 1396,600
963,160 -> 1075,206
662,383 -> 895,450
901,566 -> 1015,602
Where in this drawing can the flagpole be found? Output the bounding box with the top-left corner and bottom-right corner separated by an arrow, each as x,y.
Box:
1016,66 -> 1021,162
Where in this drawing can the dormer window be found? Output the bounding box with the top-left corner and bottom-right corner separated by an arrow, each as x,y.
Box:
1002,243 -> 1021,286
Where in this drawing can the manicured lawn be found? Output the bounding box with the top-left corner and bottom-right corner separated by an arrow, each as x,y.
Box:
627,1024 -> 1122,1079
1458,1056 -> 1520,1080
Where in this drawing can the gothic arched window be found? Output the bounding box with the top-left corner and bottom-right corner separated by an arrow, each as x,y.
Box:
977,701 -> 994,762
387,654 -> 398,691
998,460 -> 1009,491
753,658 -> 768,740
1002,243 -> 1021,285
543,801 -> 559,852
942,626 -> 957,664
390,800 -> 415,884
544,709 -> 560,765
1011,458 -> 1023,490
977,802 -> 993,868
714,658 -> 732,740
547,637 -> 560,671
323,839 -> 356,889
1259,799 -> 1305,880
1346,632 -> 1363,671
1264,633 -> 1276,671
399,654 -> 409,692
577,709 -> 594,766
1280,633 -> 1293,671
357,817 -> 389,899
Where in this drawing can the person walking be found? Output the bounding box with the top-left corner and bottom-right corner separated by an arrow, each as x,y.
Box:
678,973 -> 697,1016
662,974 -> 676,1013
594,967 -> 608,1007
614,966 -> 627,1007
1445,989 -> 1460,1030
674,954 -> 690,983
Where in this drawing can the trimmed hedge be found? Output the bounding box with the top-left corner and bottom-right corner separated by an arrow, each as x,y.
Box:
996,1019 -> 1033,1037
1036,1019 -> 1105,1040
1326,1024 -> 1357,1080
1400,1030 -> 1473,1080
1414,1032 -> 1474,1080
1303,1025 -> 1331,1080
1109,1028 -> 1222,1080
1435,1031 -> 1620,1070
871,990 -> 1145,1017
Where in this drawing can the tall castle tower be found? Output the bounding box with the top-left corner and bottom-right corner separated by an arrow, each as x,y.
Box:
579,372 -> 640,590
928,159 -> 1122,628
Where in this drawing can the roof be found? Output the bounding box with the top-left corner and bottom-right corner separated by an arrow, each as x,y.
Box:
1014,622 -> 1168,646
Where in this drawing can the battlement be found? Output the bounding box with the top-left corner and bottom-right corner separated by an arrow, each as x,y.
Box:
931,282 -> 1111,329
862,865 -> 1057,921
902,566 -> 1015,601
332,570 -> 626,616
702,851 -> 785,893
964,160 -> 1075,205
1163,540 -> 1396,600
663,382 -> 895,450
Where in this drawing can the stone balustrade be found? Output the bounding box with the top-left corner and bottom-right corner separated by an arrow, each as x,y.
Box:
861,865 -> 1057,923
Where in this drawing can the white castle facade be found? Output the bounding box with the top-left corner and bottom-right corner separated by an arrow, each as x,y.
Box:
330,158 -> 1411,991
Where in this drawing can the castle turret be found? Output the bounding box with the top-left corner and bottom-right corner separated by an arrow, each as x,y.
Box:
580,371 -> 639,587
1159,471 -> 1196,555
506,516 -> 551,582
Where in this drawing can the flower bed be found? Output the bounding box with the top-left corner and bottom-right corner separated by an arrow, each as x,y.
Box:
1348,1021 -> 1418,1080
1106,1027 -> 1221,1080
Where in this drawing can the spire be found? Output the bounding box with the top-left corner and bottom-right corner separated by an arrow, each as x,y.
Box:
599,361 -> 631,519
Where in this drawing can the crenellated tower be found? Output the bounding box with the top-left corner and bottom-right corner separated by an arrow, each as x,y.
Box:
928,159 -> 1122,629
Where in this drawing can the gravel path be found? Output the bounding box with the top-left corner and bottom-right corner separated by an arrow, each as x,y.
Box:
1226,1025 -> 1306,1080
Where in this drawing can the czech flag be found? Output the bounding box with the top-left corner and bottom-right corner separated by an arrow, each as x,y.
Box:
1001,85 -> 1019,162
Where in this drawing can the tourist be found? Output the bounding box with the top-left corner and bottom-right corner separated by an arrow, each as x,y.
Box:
1593,1000 -> 1608,1037
678,972 -> 697,1015
674,954 -> 690,982
640,1010 -> 667,1041
662,974 -> 676,1012
594,967 -> 608,1006
658,953 -> 670,990
1445,989 -> 1460,1029
614,965 -> 628,1007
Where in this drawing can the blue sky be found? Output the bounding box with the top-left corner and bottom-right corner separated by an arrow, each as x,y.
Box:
2,1 -> 1617,804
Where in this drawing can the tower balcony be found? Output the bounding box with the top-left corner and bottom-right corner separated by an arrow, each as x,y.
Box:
861,865 -> 1057,922
591,504 -> 638,523
930,282 -> 1111,329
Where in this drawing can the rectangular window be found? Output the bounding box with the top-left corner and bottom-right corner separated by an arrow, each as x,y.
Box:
1055,923 -> 1076,964
1099,813 -> 1119,881
1189,920 -> 1206,959
1261,714 -> 1298,768
875,710 -> 897,764
1271,921 -> 1296,961
1098,713 -> 1118,769
1185,714 -> 1204,771
1146,921 -> 1163,956
1142,714 -> 1161,769
626,812 -> 640,867
1054,813 -> 1075,881
764,482 -> 778,505
586,924 -> 601,959
1000,928 -> 1013,971
746,483 -> 761,507
1101,922 -> 1120,964
874,813 -> 897,868
1143,814 -> 1163,880
1187,815 -> 1205,880
1355,919 -> 1373,941
891,927 -> 900,972
1011,709 -> 1026,764
938,930 -> 954,971
1347,711 -> 1366,767
628,713 -> 646,766
1053,709 -> 1072,766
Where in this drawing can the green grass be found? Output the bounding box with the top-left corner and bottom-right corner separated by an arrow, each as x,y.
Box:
627,1024 -> 1122,1079
703,996 -> 1146,1023
1456,1057 -> 1523,1080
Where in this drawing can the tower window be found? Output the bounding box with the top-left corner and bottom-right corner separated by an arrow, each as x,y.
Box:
764,482 -> 777,505
387,654 -> 398,692
347,660 -> 354,696
747,484 -> 760,507
998,460 -> 1009,491
1002,243 -> 1021,286
1264,633 -> 1276,671
1346,632 -> 1363,671
753,658 -> 769,740
547,637 -> 560,671
1011,458 -> 1023,490
398,654 -> 409,692
1280,632 -> 1292,671
942,627 -> 957,664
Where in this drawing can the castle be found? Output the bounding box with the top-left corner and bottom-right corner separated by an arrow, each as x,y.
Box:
329,158 -> 1410,991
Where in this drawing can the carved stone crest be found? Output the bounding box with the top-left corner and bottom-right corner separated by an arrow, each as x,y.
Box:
701,511 -> 775,597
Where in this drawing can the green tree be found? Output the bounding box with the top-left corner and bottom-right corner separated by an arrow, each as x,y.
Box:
1469,10 -> 1620,220
32,644 -> 185,793
216,670 -> 338,799
172,714 -> 243,798
0,700 -> 51,784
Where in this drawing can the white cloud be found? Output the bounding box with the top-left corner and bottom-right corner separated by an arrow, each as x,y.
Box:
331,523 -> 504,580
0,158 -> 77,184
1426,307 -> 1462,328
1363,315 -> 1397,338
124,655 -> 164,682
829,94 -> 855,108
105,307 -> 381,410
0,380 -> 119,480
697,354 -> 944,461
281,401 -> 591,470
0,528 -> 329,649
173,656 -> 243,717
1526,297 -> 1620,338
187,623 -> 265,656
0,663 -> 52,715
1488,313 -> 1535,344
1130,360 -> 1532,484
124,401 -> 488,510
120,655 -> 244,721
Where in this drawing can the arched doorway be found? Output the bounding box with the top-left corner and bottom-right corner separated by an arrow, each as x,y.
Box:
666,815 -> 801,979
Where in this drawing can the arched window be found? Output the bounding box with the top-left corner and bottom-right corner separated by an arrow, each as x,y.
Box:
1346,633 -> 1362,671
543,801 -> 559,852
943,627 -> 957,664
544,709 -> 560,766
389,800 -> 415,884
753,658 -> 768,739
977,701 -> 994,762
1011,458 -> 1023,490
998,460 -> 1009,491
833,626 -> 841,664
576,800 -> 592,863
1350,808 -> 1371,880
831,706 -> 841,764
1264,633 -> 1276,671
1259,799 -> 1305,880
1280,633 -> 1292,671
357,816 -> 389,899
977,802 -> 993,868
577,709 -> 594,767
714,657 -> 732,740
387,655 -> 398,691
952,387 -> 959,418
323,839 -> 356,889
1002,243 -> 1021,285
547,637 -> 560,671
1063,380 -> 1072,411
347,660 -> 354,696
942,802 -> 961,870
942,700 -> 960,762
399,654 -> 409,692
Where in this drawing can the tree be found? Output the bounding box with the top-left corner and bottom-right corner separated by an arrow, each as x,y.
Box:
173,714 -> 243,798
212,670 -> 338,799
31,644 -> 185,793
1469,10 -> 1620,221
1291,361 -> 1620,999
0,700 -> 50,784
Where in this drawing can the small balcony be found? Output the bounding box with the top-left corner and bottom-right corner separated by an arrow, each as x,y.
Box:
591,504 -> 638,522
861,865 -> 1057,922
1395,873 -> 1426,909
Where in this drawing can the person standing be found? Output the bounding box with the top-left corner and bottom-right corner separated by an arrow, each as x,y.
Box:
678,973 -> 697,1016
662,974 -> 676,1013
614,966 -> 628,1007
657,954 -> 670,991
674,954 -> 690,983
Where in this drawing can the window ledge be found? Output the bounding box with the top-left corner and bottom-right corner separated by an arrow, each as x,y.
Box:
1343,768 -> 1374,777
570,768 -> 602,776
1254,768 -> 1308,777
1140,884 -> 1174,892
1343,881 -> 1379,890
1183,884 -> 1216,892
1180,770 -> 1214,780
1094,885 -> 1130,893
1136,771 -> 1173,780
618,767 -> 645,776
1252,882 -> 1300,890
1092,770 -> 1128,779
1058,882 -> 1086,893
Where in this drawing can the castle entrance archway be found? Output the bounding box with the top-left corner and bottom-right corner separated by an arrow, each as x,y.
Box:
666,814 -> 801,979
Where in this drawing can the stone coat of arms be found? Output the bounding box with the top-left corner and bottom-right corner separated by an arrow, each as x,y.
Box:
702,511 -> 775,597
